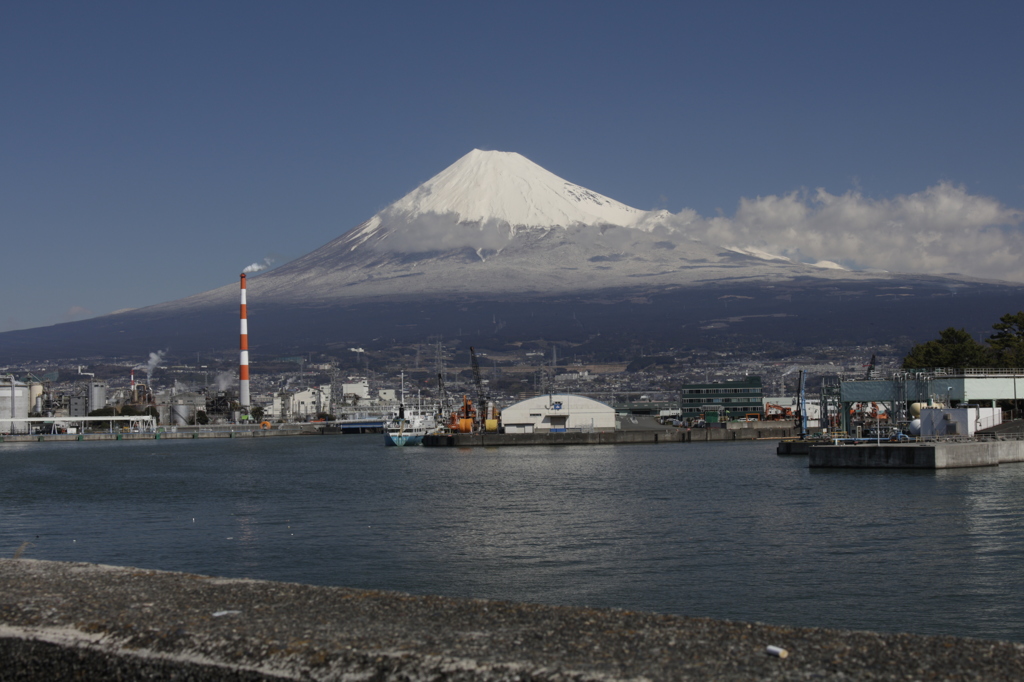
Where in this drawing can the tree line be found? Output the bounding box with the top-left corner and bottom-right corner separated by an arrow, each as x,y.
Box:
903,312 -> 1024,369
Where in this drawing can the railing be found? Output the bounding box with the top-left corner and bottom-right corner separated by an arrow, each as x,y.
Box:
828,433 -> 1024,444
907,368 -> 1024,378
974,431 -> 1024,442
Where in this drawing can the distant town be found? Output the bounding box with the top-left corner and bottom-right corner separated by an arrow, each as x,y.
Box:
0,340 -> 902,434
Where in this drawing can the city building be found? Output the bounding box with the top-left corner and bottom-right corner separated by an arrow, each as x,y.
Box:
272,385 -> 332,421
679,376 -> 763,422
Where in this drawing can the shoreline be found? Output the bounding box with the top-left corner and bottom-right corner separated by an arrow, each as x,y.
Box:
2,558 -> 1022,680
1,424 -> 798,445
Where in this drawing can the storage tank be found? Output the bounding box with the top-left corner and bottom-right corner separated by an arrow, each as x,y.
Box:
29,382 -> 44,413
0,377 -> 31,434
170,403 -> 192,426
88,381 -> 108,413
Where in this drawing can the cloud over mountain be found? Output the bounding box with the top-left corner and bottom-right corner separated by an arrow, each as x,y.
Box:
5,149 -> 1024,362
341,151 -> 1024,283
227,150 -> 1024,309
658,182 -> 1023,281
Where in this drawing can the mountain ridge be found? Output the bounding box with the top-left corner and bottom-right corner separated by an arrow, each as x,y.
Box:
151,149 -> 948,312
3,149 -> 1023,362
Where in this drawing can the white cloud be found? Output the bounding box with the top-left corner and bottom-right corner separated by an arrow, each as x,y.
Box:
356,180 -> 1024,283
62,306 -> 95,322
660,182 -> 1024,281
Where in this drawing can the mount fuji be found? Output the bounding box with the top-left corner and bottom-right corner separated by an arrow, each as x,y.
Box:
186,149 -> 885,307
2,150 -> 1023,361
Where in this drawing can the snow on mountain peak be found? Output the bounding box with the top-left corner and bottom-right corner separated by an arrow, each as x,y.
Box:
385,149 -> 645,230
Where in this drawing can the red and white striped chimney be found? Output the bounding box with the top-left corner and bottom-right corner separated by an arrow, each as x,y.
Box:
239,272 -> 250,411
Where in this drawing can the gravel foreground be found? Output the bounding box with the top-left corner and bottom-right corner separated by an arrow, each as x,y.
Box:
2,559 -> 1023,681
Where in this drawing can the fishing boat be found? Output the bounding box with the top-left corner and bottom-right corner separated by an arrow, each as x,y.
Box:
383,371 -> 434,446
384,407 -> 429,447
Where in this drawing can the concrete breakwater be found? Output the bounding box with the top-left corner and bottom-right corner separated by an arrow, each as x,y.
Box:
424,426 -> 796,447
3,559 -> 1023,681
809,440 -> 1024,469
2,425 -> 797,446
0,427 -> 322,443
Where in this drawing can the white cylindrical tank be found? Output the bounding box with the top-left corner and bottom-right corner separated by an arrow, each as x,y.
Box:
29,382 -> 44,413
170,403 -> 191,426
0,378 -> 31,434
88,381 -> 108,413
908,419 -> 922,436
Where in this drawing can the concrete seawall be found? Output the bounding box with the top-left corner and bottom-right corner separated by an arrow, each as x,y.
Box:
3,559 -> 1024,681
809,440 -> 1024,468
424,427 -> 795,447
3,426 -> 796,446
0,426 -> 326,444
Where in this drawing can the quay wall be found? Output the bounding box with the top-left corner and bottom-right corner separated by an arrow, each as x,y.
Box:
687,426 -> 795,442
2,425 -> 797,447
777,440 -> 816,455
3,559 -> 1023,681
424,426 -> 795,447
809,441 -> 1024,468
425,430 -> 683,447
0,428 -> 318,444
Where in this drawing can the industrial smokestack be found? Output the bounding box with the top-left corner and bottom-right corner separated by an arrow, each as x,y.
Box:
239,273 -> 250,412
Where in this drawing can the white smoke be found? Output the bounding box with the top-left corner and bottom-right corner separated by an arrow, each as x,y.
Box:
145,350 -> 166,382
214,372 -> 236,392
243,257 -> 275,273
655,182 -> 1024,281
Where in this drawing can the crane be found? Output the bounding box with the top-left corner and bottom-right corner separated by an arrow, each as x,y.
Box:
864,354 -> 877,380
470,346 -> 486,427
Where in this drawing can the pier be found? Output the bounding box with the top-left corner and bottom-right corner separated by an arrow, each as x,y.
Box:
808,440 -> 1024,468
423,425 -> 796,447
3,558 -> 1023,681
0,424 -> 325,443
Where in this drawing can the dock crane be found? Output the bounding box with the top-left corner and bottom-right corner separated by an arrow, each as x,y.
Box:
470,346 -> 485,428
469,346 -> 499,431
436,372 -> 452,427
865,354 -> 877,380
798,369 -> 808,439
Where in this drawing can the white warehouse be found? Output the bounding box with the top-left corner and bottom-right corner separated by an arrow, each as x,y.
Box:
501,394 -> 615,434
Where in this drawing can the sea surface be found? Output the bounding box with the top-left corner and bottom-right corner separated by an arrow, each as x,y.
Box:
3,435 -> 1024,642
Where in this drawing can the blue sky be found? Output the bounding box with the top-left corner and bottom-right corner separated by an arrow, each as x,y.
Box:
2,1 -> 1022,332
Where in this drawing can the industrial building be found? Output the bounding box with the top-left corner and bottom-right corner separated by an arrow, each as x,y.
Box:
762,395 -> 822,428
679,376 -> 764,422
838,369 -> 1024,436
501,394 -> 615,433
157,391 -> 207,426
0,377 -> 30,434
916,406 -> 1000,437
272,385 -> 332,421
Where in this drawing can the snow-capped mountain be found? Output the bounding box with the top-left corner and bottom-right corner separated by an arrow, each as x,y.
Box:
5,148 -> 1021,362
182,149 -> 878,309
384,148 -> 647,230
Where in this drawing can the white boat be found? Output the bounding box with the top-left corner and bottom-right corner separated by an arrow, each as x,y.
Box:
384,410 -> 429,446
383,372 -> 435,446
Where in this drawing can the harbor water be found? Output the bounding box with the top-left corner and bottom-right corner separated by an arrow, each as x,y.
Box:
3,435 -> 1024,642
